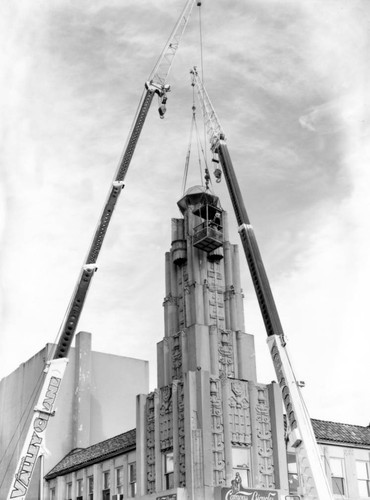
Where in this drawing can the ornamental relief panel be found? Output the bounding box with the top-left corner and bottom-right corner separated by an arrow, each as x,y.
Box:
177,382 -> 186,487
210,377 -> 226,485
228,380 -> 251,447
219,330 -> 235,379
146,392 -> 156,494
255,386 -> 275,488
159,385 -> 173,451
172,331 -> 184,380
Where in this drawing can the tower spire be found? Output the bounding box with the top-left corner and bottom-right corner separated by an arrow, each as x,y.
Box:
135,189 -> 288,499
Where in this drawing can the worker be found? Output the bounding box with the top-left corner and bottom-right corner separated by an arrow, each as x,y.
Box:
213,211 -> 221,228
210,211 -> 221,229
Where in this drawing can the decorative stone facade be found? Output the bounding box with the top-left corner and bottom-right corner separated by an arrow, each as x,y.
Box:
136,187 -> 287,499
41,188 -> 370,500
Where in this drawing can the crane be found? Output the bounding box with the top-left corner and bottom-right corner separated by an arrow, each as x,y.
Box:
5,3 -> 201,499
190,67 -> 334,500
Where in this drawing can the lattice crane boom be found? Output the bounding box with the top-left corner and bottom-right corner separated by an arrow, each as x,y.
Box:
191,66 -> 334,500
6,3 -> 200,498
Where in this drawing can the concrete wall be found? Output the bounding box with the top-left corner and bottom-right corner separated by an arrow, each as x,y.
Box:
0,331 -> 148,499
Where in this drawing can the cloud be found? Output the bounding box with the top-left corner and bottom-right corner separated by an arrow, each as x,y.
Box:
1,0 -> 369,427
299,94 -> 370,135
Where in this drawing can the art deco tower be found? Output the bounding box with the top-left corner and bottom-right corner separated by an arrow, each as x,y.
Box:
136,187 -> 288,500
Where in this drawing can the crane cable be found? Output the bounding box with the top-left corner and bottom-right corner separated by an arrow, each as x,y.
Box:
181,94 -> 196,194
181,1 -> 212,195
197,1 -> 208,155
181,86 -> 211,194
196,5 -> 222,185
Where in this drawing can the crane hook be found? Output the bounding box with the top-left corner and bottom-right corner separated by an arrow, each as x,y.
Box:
212,157 -> 222,183
158,95 -> 167,119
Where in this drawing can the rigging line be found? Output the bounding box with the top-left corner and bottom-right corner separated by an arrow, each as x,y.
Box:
198,2 -> 205,89
197,4 -> 208,170
193,116 -> 210,183
182,102 -> 197,194
182,118 -> 192,194
196,122 -> 203,186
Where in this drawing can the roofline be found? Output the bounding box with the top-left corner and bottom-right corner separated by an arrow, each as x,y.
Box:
46,418 -> 370,480
317,439 -> 370,450
312,417 -> 370,429
45,443 -> 136,480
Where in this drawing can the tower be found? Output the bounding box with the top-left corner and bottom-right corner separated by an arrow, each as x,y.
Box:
136,186 -> 288,499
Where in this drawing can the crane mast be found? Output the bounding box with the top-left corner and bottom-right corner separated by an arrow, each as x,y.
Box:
6,3 -> 200,499
190,67 -> 333,500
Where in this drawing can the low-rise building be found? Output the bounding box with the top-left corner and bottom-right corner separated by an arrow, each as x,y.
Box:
45,419 -> 370,500
0,332 -> 148,499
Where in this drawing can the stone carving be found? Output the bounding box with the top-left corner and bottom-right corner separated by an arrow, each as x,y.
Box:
172,332 -> 183,380
178,269 -> 189,329
160,386 -> 173,451
146,392 -> 156,494
162,293 -> 178,306
219,330 -> 235,378
228,380 -> 251,447
207,260 -> 226,329
178,292 -> 185,330
255,385 -> 275,488
210,378 -> 226,485
177,382 -> 186,487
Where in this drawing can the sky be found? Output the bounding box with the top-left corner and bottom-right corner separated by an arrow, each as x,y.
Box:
0,0 -> 369,426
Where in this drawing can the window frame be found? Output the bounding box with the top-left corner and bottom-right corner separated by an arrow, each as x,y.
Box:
66,481 -> 72,500
231,446 -> 251,490
116,466 -> 124,495
330,457 -> 346,496
88,475 -> 94,500
76,478 -> 83,498
129,462 -> 136,497
287,452 -> 299,494
356,460 -> 370,498
163,450 -> 174,490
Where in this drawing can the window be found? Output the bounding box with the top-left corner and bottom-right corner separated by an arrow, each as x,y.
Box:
66,482 -> 72,500
129,462 -> 136,497
103,471 -> 110,490
232,447 -> 251,489
330,458 -> 346,496
88,476 -> 94,500
116,467 -> 124,496
76,478 -> 83,500
102,471 -> 110,500
357,461 -> 370,497
287,453 -> 299,494
50,488 -> 56,500
164,451 -> 174,490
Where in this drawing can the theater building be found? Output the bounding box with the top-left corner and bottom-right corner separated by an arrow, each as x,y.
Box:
4,188 -> 370,500
43,188 -> 370,500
